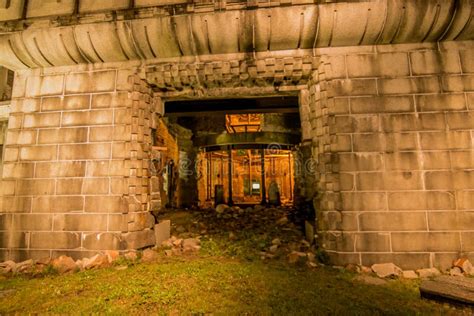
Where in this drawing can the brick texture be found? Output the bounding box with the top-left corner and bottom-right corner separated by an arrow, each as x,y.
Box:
0,67 -> 157,259
313,42 -> 474,270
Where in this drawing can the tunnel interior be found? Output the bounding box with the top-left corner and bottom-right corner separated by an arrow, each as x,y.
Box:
153,97 -> 304,210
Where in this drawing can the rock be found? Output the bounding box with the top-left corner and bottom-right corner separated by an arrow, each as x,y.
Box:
402,270 -> 419,279
307,252 -> 316,263
345,263 -> 361,273
271,238 -> 281,245
155,220 -> 171,246
83,254 -> 109,270
245,207 -> 253,213
254,205 -> 264,212
304,221 -> 315,244
416,267 -> 441,278
173,239 -> 183,247
453,258 -> 473,275
307,261 -> 318,268
164,250 -> 173,257
15,259 -> 34,273
449,267 -> 464,277
182,238 -> 201,253
371,263 -> 402,278
0,261 -> 16,274
176,226 -> 186,233
215,204 -> 229,214
161,239 -> 173,248
276,216 -> 288,225
354,275 -> 388,286
228,232 -> 236,240
269,245 -> 279,253
105,250 -> 120,263
142,249 -> 159,262
360,266 -> 372,274
288,251 -> 306,264
115,266 -> 128,271
52,256 -> 77,274
124,251 -> 138,261
75,260 -> 84,271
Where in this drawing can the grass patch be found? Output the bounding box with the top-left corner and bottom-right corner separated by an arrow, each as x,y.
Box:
0,255 -> 467,315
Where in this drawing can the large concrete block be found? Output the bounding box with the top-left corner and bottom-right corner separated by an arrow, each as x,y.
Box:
442,75 -> 474,92
83,232 -> 126,250
26,75 -> 64,97
341,192 -> 386,211
65,71 -> 116,94
425,171 -> 474,190
27,0 -> 75,18
59,143 -> 112,160
359,212 -> 427,231
154,220 -> 171,246
6,130 -> 37,145
350,96 -> 414,114
12,214 -> 52,231
356,171 -> 423,191
420,131 -> 471,150
122,229 -> 155,249
388,192 -> 455,210
16,179 -> 55,195
378,77 -> 440,95
23,112 -> 61,128
32,196 -> 84,213
457,191 -> 474,210
41,95 -> 91,111
392,232 -> 462,252
346,53 -> 409,78
355,233 -> 391,252
53,214 -> 108,232
415,94 -> 466,112
410,50 -> 461,75
61,110 -> 113,127
339,153 -> 382,171
30,232 -> 81,249
38,127 -> 88,144
35,161 -> 86,178
428,211 -> 474,231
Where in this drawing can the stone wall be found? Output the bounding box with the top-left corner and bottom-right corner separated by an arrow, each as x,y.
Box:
0,64 -> 157,261
310,41 -> 474,270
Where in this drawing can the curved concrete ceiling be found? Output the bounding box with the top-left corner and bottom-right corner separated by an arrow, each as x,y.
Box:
0,0 -> 472,70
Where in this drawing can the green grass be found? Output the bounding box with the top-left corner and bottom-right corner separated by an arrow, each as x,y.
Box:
0,254 -> 468,315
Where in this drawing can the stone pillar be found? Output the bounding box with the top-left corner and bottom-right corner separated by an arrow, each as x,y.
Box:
311,41 -> 474,270
0,65 -> 156,261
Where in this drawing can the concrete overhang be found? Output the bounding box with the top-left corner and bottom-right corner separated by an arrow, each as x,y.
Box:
0,0 -> 472,70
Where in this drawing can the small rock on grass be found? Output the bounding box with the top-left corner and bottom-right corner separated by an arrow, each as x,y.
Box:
288,251 -> 306,264
402,270 -> 419,279
416,267 -> 441,278
371,263 -> 402,278
141,249 -> 159,262
215,204 -> 229,214
449,266 -> 463,277
52,256 -> 77,274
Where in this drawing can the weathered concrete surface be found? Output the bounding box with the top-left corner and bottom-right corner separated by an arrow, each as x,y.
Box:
0,1 -> 473,268
0,1 -> 473,69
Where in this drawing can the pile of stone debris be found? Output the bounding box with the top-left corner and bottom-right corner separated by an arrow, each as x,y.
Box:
347,258 -> 474,285
157,204 -> 318,267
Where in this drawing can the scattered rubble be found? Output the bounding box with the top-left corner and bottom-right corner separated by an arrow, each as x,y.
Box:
402,270 -> 419,279
417,268 -> 441,279
371,263 -> 402,278
453,258 -> 474,276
